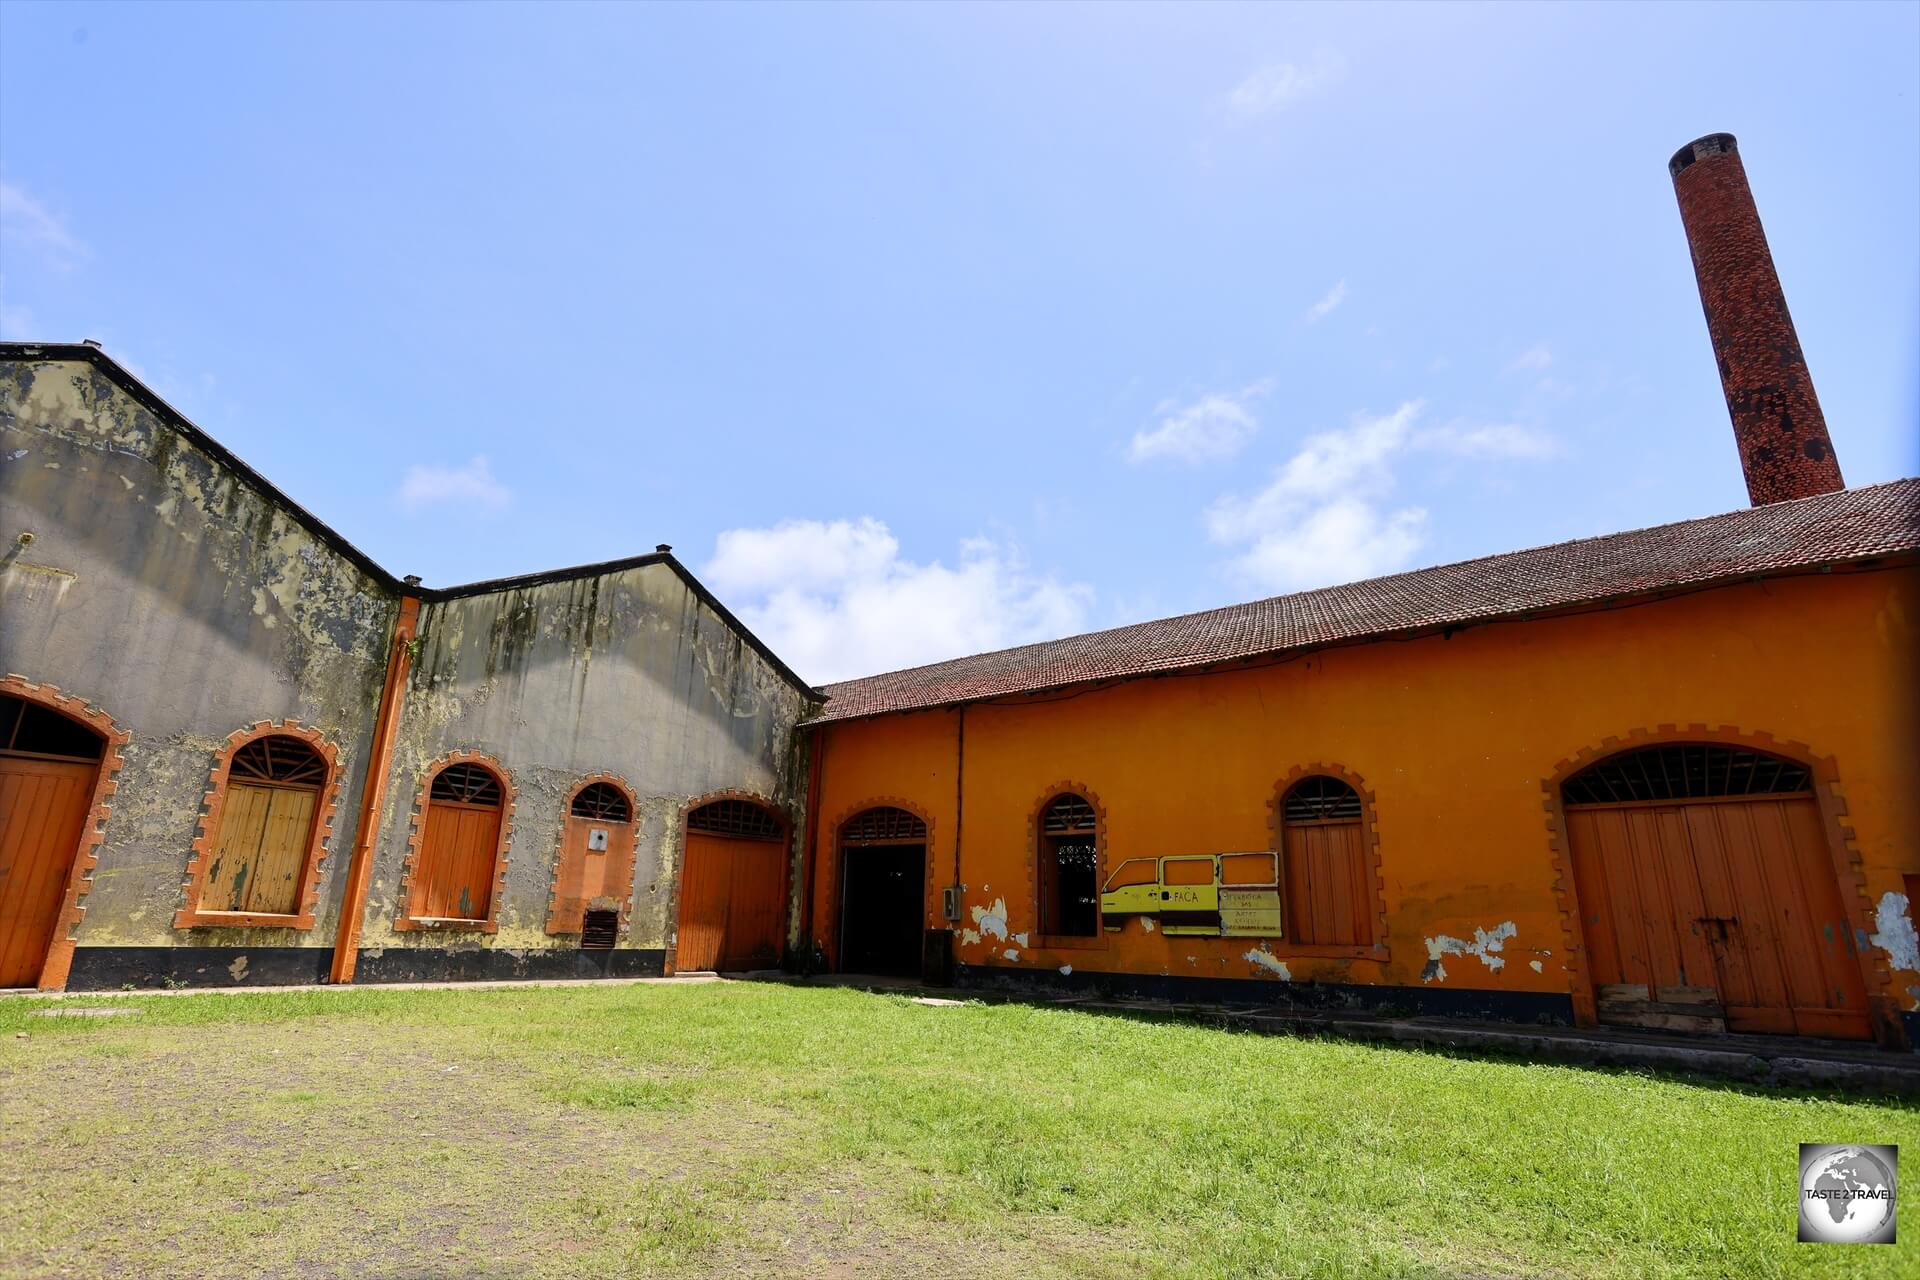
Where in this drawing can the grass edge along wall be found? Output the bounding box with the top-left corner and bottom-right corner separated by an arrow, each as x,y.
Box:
803,565 -> 1920,1047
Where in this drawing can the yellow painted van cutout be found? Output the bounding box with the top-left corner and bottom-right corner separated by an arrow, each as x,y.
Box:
1100,852 -> 1283,937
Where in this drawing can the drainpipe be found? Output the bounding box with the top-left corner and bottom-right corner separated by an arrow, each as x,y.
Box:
799,723 -> 827,968
328,591 -> 420,984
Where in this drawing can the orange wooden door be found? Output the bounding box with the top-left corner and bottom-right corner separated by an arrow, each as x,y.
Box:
1283,820 -> 1371,945
1568,795 -> 1869,1039
678,832 -> 785,972
547,816 -> 635,935
415,800 -> 502,921
0,756 -> 96,988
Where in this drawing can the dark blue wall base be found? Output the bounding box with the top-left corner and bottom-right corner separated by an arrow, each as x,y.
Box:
63,945 -> 666,991
953,962 -> 1575,1025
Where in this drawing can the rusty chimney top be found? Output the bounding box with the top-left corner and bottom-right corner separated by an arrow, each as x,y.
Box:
1670,133 -> 1843,505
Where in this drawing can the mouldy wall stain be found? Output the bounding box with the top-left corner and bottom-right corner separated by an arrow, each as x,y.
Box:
0,359 -> 395,950
363,563 -> 812,953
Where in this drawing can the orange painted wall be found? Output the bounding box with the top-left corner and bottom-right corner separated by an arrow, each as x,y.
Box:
808,565 -> 1920,1034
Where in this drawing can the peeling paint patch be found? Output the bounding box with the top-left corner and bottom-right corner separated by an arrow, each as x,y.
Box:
1058,965 -> 1072,976
1011,931 -> 1029,947
1868,893 -> 1920,974
1244,947 -> 1291,980
1421,922 -> 1518,983
1529,960 -> 1544,973
227,956 -> 249,982
1003,949 -> 1020,962
1140,917 -> 1156,933
970,897 -> 1009,942
959,928 -> 981,947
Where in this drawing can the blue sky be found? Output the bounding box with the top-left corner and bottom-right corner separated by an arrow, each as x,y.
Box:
3,1 -> 1916,683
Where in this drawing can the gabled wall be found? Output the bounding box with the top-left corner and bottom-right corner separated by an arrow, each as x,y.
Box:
1,357 -> 397,983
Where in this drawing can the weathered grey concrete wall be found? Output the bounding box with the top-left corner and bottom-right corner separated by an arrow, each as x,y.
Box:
359,564 -> 815,960
0,358 -> 397,956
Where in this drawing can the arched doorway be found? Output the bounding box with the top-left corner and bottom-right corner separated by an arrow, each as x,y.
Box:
0,691 -> 108,988
548,778 -> 638,948
676,797 -> 787,973
1562,742 -> 1869,1039
837,805 -> 927,977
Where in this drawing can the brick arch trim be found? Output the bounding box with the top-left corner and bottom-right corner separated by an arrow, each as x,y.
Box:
822,795 -> 938,971
1539,724 -> 1892,1041
1,674 -> 130,991
1025,780 -> 1109,950
174,719 -> 345,930
664,787 -> 795,975
1266,763 -> 1390,955
544,770 -> 643,938
394,750 -> 517,933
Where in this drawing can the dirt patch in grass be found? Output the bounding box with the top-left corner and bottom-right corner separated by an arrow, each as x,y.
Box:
0,1013 -> 1117,1280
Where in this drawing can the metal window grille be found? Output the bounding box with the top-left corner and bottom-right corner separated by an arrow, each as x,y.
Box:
0,694 -> 105,762
571,782 -> 632,821
430,762 -> 503,807
580,908 -> 619,949
1283,776 -> 1363,823
840,806 -> 928,845
1041,794 -> 1096,834
1563,744 -> 1811,805
230,735 -> 326,787
687,798 -> 782,839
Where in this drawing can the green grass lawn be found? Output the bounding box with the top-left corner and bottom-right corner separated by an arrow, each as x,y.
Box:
0,980 -> 1913,1279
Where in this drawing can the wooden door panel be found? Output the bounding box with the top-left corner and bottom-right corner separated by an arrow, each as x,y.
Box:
0,758 -> 96,988
203,783 -> 272,912
1571,792 -> 1869,1040
1284,822 -> 1368,946
722,839 -> 785,970
248,788 -> 315,914
418,801 -> 501,920
677,832 -> 730,971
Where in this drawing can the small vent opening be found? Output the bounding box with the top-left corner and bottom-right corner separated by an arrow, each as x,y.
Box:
841,805 -> 928,845
580,908 -> 619,949
231,735 -> 326,786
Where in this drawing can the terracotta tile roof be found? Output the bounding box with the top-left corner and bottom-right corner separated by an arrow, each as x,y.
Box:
816,478 -> 1920,723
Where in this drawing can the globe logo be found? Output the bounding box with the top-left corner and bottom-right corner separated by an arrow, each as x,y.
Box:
1798,1143 -> 1897,1245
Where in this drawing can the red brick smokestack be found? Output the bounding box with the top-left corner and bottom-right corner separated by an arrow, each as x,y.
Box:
1670,133 -> 1843,505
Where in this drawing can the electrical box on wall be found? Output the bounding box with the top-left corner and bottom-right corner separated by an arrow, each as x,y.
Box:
587,828 -> 609,852
941,885 -> 961,922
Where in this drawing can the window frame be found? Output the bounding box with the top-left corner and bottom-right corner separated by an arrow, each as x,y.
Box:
1267,764 -> 1389,960
175,720 -> 343,930
394,751 -> 517,933
1030,783 -> 1109,951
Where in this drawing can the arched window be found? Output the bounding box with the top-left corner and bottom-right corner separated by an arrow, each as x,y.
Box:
1280,775 -> 1374,946
404,758 -> 510,926
1562,743 -> 1811,805
548,776 -> 638,940
686,797 -> 783,839
177,726 -> 340,928
571,781 -> 632,822
1038,793 -> 1100,939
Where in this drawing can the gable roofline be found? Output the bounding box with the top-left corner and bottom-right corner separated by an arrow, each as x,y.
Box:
2,341 -> 823,701
811,476 -> 1920,723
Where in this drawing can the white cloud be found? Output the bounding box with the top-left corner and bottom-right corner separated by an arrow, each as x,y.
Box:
0,183 -> 85,266
1413,422 -> 1558,459
1305,280 -> 1347,323
703,518 -> 1092,685
398,455 -> 511,512
1128,381 -> 1270,465
1207,402 -> 1557,593
1507,343 -> 1553,372
1225,51 -> 1347,118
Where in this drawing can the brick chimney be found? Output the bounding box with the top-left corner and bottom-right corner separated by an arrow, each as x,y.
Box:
1670,133 -> 1843,505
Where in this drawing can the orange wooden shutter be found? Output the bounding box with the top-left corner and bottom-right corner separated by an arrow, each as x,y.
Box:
417,801 -> 502,920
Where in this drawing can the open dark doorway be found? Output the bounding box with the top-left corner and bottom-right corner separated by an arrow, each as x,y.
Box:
839,844 -> 925,977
